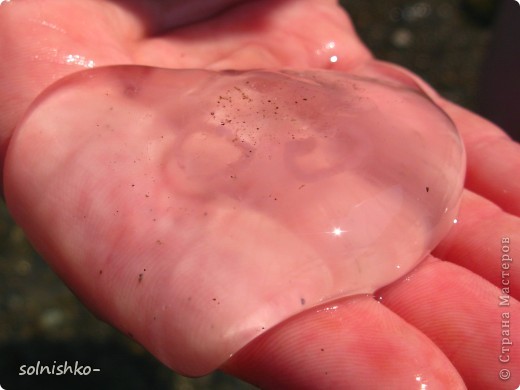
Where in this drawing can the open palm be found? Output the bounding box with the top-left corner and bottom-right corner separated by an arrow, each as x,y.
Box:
1,1 -> 519,388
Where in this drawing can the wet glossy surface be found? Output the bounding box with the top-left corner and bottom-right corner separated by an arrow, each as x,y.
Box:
6,66 -> 465,375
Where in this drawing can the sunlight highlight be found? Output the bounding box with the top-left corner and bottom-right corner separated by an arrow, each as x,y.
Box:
331,227 -> 345,237
415,375 -> 428,389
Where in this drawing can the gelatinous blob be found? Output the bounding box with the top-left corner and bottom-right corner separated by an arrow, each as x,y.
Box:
5,66 -> 465,375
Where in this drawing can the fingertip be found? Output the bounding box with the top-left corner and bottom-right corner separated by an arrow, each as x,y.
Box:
223,296 -> 465,389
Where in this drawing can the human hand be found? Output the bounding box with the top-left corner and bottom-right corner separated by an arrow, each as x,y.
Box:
1,1 -> 519,388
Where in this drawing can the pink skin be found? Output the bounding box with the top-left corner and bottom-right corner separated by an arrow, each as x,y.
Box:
1,0 -> 519,388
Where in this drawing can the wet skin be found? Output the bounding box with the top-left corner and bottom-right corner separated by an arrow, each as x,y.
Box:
1,0 -> 519,388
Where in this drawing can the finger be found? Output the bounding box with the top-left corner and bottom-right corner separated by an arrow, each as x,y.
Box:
378,259 -> 520,389
223,295 -> 465,389
109,0 -> 251,34
433,190 -> 520,298
111,0 -> 341,36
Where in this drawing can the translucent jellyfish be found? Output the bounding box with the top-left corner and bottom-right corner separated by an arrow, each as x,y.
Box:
5,66 -> 465,375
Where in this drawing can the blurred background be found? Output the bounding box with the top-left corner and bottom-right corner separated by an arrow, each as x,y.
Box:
0,0 -> 517,389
